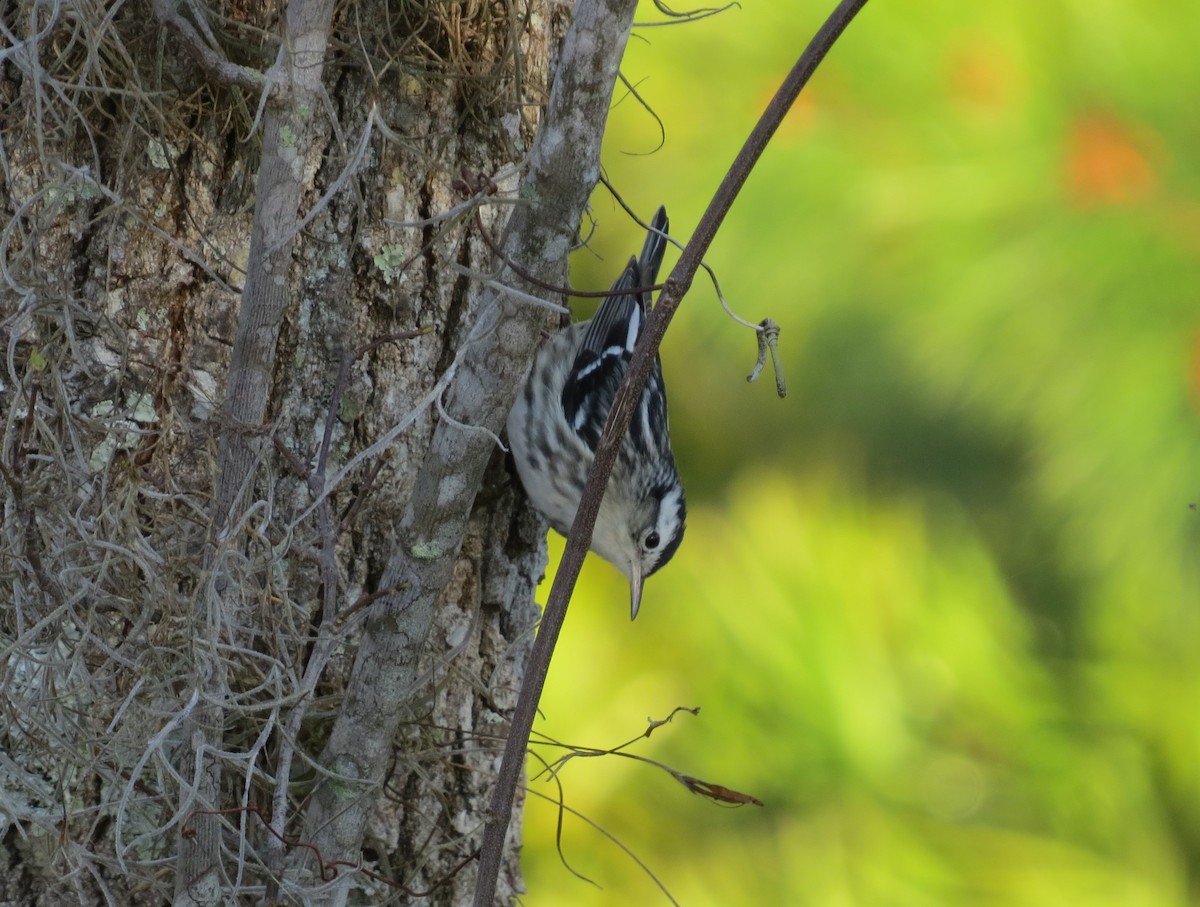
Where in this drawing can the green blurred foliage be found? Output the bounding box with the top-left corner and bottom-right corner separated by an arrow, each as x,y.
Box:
521,1 -> 1200,904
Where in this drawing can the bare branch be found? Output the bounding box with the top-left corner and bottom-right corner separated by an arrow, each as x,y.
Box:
153,0 -> 274,97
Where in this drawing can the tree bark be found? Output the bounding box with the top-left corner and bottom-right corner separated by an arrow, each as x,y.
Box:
0,0 -> 562,903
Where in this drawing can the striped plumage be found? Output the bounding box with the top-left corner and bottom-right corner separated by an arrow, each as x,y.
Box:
507,207 -> 686,619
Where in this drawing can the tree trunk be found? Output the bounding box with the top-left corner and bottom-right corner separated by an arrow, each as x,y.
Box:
0,0 -> 563,903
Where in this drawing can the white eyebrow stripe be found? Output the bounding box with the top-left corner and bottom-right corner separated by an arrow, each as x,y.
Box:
658,485 -> 683,521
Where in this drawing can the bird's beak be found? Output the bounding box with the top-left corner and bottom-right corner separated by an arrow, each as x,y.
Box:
629,560 -> 644,621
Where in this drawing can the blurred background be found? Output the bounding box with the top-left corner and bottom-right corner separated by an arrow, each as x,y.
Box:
521,1 -> 1200,904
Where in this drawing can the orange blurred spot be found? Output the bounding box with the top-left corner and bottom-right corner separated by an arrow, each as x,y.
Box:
1065,115 -> 1158,206
946,34 -> 1014,110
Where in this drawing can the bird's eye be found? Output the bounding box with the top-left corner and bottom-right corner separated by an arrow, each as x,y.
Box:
644,531 -> 661,550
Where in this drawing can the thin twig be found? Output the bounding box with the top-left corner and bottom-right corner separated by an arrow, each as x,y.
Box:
473,207 -> 666,300
643,0 -> 740,25
523,782 -> 684,907
599,171 -> 765,330
531,712 -> 763,808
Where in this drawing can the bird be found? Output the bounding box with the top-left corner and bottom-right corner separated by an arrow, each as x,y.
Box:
507,207 -> 686,619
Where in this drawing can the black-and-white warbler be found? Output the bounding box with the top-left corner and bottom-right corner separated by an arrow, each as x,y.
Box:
508,207 -> 686,619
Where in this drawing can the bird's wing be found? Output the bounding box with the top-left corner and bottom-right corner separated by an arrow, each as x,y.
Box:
561,207 -> 672,452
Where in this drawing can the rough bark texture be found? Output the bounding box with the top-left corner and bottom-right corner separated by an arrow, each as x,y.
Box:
0,0 -> 560,903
